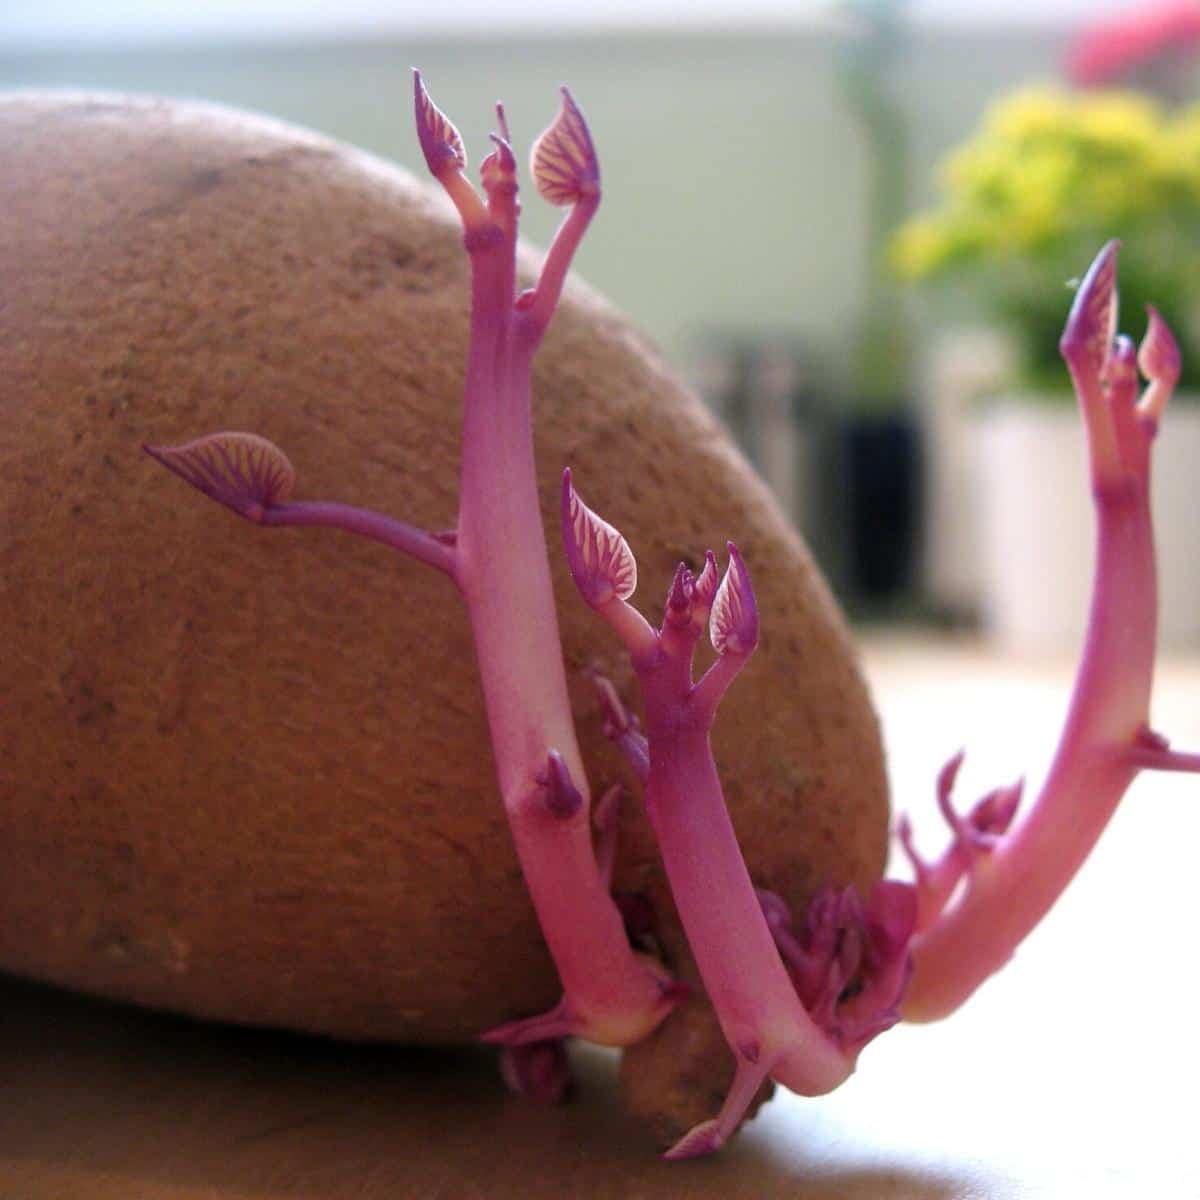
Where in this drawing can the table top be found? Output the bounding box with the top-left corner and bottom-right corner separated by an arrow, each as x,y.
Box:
6,634 -> 1199,1199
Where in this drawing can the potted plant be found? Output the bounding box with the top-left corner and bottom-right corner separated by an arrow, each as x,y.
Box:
891,84 -> 1200,650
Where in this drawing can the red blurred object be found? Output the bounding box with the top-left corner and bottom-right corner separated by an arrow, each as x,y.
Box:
1067,1 -> 1200,87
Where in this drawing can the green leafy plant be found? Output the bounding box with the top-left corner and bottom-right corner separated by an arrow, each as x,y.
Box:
892,86 -> 1200,391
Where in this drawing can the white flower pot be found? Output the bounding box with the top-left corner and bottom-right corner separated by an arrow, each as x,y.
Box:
974,398 -> 1200,654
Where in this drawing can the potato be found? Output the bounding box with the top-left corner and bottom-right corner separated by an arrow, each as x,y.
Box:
0,93 -> 886,1123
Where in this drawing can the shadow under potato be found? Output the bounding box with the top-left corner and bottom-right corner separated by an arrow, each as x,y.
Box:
0,973 -> 972,1200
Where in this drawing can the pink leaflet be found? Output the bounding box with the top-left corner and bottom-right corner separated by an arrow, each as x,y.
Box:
560,469 -> 637,606
413,69 -> 467,178
1060,238 -> 1119,384
537,749 -> 584,820
530,87 -> 600,207
769,881 -> 917,1057
693,549 -> 720,610
144,432 -> 294,522
664,562 -> 697,627
1139,304 -> 1180,383
1138,305 -> 1182,424
709,543 -> 758,657
481,126 -> 517,195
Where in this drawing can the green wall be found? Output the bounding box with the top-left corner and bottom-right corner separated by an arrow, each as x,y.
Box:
1,29 -> 1066,383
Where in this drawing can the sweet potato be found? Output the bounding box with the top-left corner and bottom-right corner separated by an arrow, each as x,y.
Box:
0,94 -> 886,1121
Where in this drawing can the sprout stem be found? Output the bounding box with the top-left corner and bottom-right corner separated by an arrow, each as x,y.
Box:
904,242 -> 1200,1020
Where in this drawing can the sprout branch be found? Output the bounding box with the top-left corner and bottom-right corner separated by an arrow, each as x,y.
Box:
564,473 -> 914,1157
148,75 -> 680,1056
902,242 -> 1200,1021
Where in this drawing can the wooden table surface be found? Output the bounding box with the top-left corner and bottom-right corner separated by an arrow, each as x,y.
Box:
5,635 -> 1199,1199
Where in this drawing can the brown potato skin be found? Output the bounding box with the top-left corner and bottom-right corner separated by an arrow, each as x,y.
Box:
0,92 -> 887,1081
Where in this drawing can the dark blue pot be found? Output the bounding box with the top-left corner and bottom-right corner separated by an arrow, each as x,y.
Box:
820,411 -> 923,610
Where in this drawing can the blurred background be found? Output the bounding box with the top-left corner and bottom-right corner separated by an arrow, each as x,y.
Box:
6,0 -> 1200,647
8,17 -> 1200,1194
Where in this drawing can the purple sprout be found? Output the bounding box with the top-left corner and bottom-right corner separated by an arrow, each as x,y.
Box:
147,78 -> 1197,1161
898,241 -> 1200,1020
565,238 -> 1199,1154
563,474 -> 915,1157
147,75 -> 681,1058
